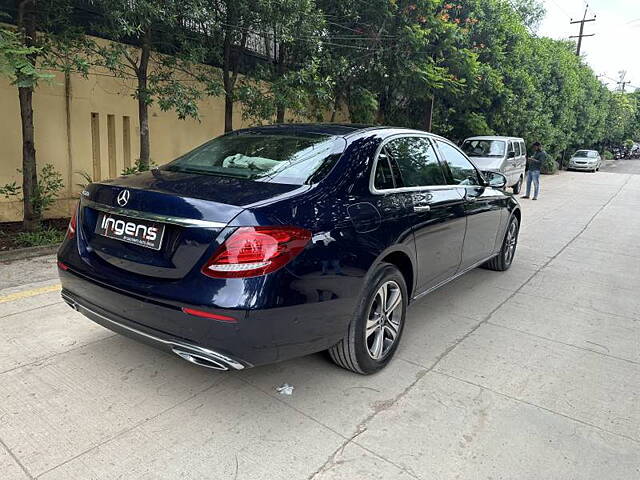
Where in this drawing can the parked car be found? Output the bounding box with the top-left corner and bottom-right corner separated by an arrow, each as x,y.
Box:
461,136 -> 527,194
58,124 -> 521,375
567,150 -> 602,172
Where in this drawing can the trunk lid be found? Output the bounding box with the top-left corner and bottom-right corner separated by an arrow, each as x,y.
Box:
79,170 -> 301,278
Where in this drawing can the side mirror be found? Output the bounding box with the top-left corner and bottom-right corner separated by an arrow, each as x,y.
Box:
483,171 -> 507,189
507,151 -> 516,158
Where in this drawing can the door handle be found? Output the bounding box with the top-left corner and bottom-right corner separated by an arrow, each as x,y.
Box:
414,204 -> 431,213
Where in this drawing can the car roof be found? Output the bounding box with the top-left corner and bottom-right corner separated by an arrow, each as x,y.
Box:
464,136 -> 525,141
230,123 -> 376,137
229,124 -> 464,143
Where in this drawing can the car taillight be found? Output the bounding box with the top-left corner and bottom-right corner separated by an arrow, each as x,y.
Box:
202,226 -> 311,278
67,204 -> 78,239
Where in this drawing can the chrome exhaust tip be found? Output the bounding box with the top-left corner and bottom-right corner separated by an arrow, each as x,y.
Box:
62,294 -> 78,311
171,347 -> 230,371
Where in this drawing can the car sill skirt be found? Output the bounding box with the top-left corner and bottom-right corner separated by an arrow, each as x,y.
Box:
412,254 -> 499,302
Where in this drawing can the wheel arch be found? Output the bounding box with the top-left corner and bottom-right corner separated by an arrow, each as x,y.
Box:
376,248 -> 415,300
512,206 -> 521,224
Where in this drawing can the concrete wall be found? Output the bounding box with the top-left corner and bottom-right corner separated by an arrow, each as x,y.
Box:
0,45 -> 343,222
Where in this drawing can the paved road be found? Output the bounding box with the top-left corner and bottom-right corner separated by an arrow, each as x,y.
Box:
1,171 -> 639,479
600,157 -> 640,175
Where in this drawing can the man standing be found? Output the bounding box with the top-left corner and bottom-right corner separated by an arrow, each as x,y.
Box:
522,142 -> 547,200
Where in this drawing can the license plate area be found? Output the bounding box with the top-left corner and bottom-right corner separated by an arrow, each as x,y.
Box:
95,212 -> 165,250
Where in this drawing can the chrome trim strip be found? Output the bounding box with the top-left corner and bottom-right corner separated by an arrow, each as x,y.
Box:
82,198 -> 227,229
62,292 -> 245,370
411,254 -> 498,301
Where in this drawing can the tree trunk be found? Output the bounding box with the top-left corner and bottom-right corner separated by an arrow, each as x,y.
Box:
275,44 -> 286,123
425,95 -> 434,132
375,96 -> 386,124
222,33 -> 234,132
222,21 -> 247,133
224,92 -> 233,132
137,29 -> 152,170
18,86 -> 39,231
16,0 -> 39,231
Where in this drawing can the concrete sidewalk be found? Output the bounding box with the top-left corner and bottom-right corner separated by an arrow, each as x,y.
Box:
1,171 -> 638,479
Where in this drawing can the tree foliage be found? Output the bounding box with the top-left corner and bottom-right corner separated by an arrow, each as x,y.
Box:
88,0 -> 212,169
0,1 -> 89,230
2,0 -> 640,204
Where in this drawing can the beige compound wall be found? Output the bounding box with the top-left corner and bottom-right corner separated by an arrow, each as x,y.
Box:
0,49 -> 342,222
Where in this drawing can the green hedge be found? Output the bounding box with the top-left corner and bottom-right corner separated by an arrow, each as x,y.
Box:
541,155 -> 558,174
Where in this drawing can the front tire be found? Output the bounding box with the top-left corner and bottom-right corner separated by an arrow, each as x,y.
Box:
482,215 -> 519,271
512,176 -> 523,194
329,263 -> 407,374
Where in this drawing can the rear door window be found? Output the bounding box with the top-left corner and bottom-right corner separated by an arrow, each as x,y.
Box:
436,141 -> 481,186
381,137 -> 447,188
374,153 -> 395,190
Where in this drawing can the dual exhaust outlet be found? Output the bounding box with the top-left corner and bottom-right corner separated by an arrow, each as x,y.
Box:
171,347 -> 233,371
62,293 -> 245,371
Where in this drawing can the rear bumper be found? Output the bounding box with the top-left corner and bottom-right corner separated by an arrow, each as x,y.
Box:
58,267 -> 351,368
61,290 -> 246,370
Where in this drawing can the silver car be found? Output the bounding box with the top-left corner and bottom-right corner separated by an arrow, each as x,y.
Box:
568,150 -> 601,172
462,136 -> 527,193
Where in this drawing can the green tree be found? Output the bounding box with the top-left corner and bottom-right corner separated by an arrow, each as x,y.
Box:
429,0 -> 619,160
236,0 -> 330,124
0,1 -> 87,231
318,0 -> 472,129
606,93 -> 637,147
190,0 -> 262,132
90,0 -> 209,170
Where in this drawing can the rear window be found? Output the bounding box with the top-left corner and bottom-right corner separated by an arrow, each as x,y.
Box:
164,133 -> 345,185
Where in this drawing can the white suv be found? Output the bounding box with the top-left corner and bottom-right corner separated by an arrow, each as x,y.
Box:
462,136 -> 527,193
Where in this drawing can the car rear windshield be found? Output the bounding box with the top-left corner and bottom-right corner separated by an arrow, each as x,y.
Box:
163,133 -> 345,185
462,140 -> 506,158
574,151 -> 597,158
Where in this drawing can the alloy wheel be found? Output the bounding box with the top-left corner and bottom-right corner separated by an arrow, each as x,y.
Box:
504,219 -> 518,265
365,280 -> 403,360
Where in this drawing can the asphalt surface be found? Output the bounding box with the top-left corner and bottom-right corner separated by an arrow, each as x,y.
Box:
1,170 -> 639,479
599,157 -> 640,175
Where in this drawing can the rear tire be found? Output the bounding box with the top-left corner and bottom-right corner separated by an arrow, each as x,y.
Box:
482,215 -> 519,272
512,176 -> 523,194
329,263 -> 407,374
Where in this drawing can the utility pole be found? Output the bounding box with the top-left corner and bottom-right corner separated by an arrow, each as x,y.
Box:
617,71 -> 631,93
570,5 -> 596,56
618,81 -> 631,93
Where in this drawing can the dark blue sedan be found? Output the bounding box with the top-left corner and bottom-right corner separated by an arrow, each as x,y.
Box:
58,124 -> 521,374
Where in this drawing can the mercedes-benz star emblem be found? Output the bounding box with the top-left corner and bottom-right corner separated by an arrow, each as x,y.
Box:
116,189 -> 130,207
